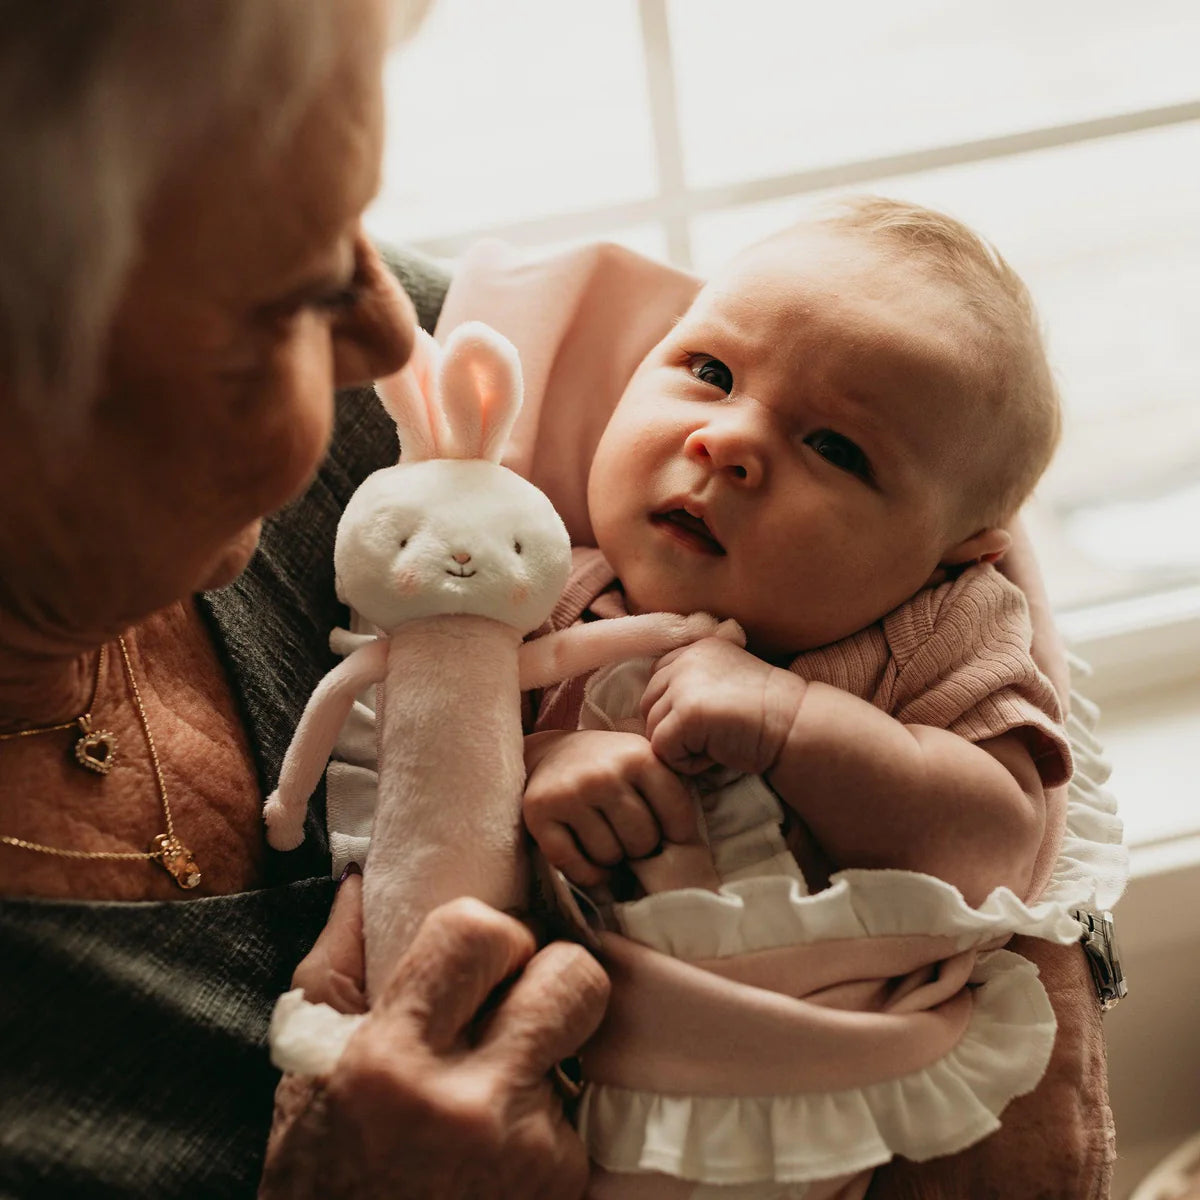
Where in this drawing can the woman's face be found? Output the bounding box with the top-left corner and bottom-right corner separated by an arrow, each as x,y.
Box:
4,0 -> 414,651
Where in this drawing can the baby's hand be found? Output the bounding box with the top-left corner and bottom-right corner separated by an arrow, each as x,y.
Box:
523,730 -> 702,888
641,638 -> 806,777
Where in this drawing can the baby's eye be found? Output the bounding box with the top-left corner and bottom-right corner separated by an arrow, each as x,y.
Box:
805,430 -> 873,481
689,355 -> 733,394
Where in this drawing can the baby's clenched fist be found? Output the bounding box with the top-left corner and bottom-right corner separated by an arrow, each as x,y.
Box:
641,637 -> 807,777
522,729 -> 703,888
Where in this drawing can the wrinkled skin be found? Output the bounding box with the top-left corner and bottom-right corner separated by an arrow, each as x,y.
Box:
261,887 -> 609,1200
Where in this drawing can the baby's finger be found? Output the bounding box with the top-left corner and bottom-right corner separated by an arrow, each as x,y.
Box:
533,821 -> 612,888
565,806 -> 625,868
648,711 -> 714,775
599,790 -> 662,860
635,762 -> 703,846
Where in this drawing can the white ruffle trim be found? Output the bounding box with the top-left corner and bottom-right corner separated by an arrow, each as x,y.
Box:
579,948 -> 1055,1185
1054,668 -> 1128,913
615,867 -> 1079,959
268,988 -> 364,1076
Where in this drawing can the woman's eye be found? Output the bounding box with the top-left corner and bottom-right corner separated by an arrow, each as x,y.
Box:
689,355 -> 733,393
805,430 -> 873,480
312,283 -> 365,316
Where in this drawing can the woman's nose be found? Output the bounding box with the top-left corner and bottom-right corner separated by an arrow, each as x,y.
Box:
332,230 -> 418,388
684,422 -> 765,487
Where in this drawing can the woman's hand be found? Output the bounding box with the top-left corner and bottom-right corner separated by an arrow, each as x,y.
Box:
260,876 -> 609,1199
867,936 -> 1113,1199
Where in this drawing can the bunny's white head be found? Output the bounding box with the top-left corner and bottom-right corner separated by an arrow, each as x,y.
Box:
334,322 -> 572,635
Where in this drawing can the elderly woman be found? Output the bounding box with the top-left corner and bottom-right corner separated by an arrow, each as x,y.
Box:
0,2 -> 1113,1197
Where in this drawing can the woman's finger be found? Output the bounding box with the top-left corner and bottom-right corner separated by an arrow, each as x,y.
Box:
376,897 -> 537,1053
477,940 -> 610,1084
291,871 -> 368,1014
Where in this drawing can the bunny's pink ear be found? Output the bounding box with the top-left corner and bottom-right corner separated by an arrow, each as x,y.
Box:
437,321 -> 523,463
375,328 -> 446,462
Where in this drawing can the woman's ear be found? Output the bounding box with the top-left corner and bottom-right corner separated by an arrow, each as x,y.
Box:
940,526 -> 1013,569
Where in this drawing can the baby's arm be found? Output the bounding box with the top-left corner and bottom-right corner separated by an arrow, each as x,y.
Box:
642,638 -> 1046,906
523,730 -> 720,893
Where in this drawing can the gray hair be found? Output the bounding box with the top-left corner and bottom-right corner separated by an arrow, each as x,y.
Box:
0,0 -> 430,426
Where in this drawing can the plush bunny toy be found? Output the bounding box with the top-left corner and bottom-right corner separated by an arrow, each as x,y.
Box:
264,321 -> 720,1002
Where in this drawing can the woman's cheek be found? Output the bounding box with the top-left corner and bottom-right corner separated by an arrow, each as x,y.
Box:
232,325 -> 338,511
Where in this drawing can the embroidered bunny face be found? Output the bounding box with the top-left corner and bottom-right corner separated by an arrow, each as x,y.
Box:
331,321 -> 572,636
335,458 -> 570,633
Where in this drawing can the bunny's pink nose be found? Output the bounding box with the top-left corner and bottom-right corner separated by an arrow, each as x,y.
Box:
452,552 -> 472,565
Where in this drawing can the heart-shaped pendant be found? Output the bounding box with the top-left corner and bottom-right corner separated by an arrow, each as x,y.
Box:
75,728 -> 118,775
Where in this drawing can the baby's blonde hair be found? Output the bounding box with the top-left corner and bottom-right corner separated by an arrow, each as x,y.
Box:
798,196 -> 1061,529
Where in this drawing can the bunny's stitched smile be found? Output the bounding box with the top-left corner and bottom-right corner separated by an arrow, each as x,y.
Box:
446,566 -> 477,578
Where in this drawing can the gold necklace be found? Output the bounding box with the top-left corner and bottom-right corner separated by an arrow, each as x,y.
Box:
0,645 -> 119,774
0,636 -> 201,890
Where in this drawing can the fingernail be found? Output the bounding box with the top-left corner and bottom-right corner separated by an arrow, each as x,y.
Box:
338,861 -> 362,886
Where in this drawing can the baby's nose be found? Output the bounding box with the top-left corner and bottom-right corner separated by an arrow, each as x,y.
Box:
452,551 -> 472,565
685,426 -> 765,487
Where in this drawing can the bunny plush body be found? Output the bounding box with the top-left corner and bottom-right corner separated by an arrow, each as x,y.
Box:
264,321 -> 718,1001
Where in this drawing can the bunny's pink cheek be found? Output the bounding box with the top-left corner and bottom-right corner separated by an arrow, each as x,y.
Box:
391,567 -> 423,595
511,584 -> 529,606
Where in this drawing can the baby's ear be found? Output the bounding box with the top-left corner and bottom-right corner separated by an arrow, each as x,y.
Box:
940,526 -> 1013,568
438,321 -> 523,462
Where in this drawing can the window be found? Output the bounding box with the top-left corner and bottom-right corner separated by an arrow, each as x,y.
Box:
367,0 -> 1200,713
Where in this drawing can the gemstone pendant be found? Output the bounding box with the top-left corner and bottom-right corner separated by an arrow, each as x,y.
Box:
152,833 -> 202,889
74,726 -> 118,775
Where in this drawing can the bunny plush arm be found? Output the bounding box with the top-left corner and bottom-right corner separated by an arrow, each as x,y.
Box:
263,638 -> 390,851
518,611 -> 728,692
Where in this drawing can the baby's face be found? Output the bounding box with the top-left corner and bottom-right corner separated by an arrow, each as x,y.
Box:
587,227 -> 994,657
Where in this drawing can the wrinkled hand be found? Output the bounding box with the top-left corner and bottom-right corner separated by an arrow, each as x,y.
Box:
641,637 -> 805,777
523,730 -> 704,888
260,880 -> 609,1200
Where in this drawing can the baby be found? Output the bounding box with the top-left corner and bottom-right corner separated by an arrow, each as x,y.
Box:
521,197 -> 1075,1197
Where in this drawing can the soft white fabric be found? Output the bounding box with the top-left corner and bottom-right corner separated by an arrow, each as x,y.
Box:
268,989 -> 364,1076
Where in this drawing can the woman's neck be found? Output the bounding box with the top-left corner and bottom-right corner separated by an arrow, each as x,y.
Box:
0,634 -> 99,732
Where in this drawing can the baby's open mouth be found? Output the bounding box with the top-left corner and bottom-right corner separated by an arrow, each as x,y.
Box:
651,509 -> 725,556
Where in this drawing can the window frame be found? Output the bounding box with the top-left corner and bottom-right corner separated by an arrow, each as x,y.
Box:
400,0 -> 1200,704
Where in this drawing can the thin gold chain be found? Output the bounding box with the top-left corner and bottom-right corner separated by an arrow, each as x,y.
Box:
116,635 -> 177,843
0,645 -> 107,741
0,636 -> 199,886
